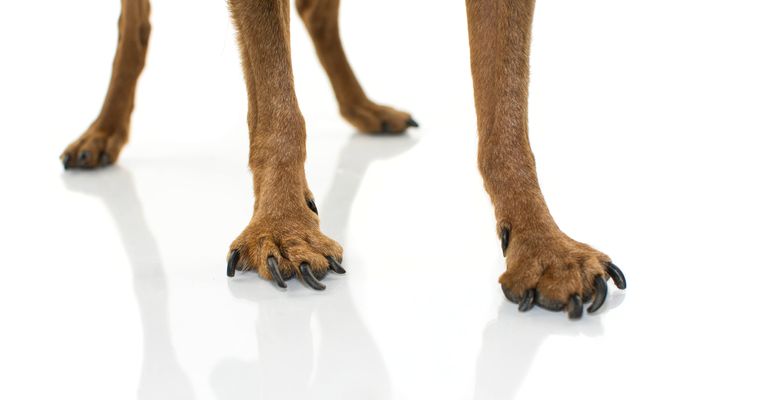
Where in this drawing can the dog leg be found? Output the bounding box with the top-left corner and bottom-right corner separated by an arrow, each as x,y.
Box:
227,0 -> 345,288
465,0 -> 625,318
296,0 -> 417,133
61,0 -> 151,169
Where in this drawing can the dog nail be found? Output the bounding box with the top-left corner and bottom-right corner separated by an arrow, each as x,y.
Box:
518,289 -> 535,312
227,250 -> 240,277
267,256 -> 287,288
567,295 -> 584,320
605,262 -> 626,289
78,151 -> 91,166
406,118 -> 419,128
588,276 -> 607,313
307,199 -> 318,215
501,228 -> 510,256
300,263 -> 325,290
327,256 -> 346,274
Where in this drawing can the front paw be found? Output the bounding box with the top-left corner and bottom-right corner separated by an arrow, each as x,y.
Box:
499,230 -> 626,319
227,206 -> 345,291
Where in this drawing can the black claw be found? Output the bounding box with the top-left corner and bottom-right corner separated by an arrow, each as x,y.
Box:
77,151 -> 91,166
227,250 -> 240,277
99,153 -> 110,167
588,276 -> 608,313
381,122 -> 390,133
406,118 -> 419,128
267,256 -> 287,288
501,228 -> 510,256
307,199 -> 318,215
518,289 -> 535,312
62,155 -> 71,170
567,295 -> 584,320
327,256 -> 346,274
605,262 -> 626,290
299,263 -> 326,290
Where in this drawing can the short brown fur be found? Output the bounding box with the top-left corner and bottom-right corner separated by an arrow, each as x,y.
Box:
61,0 -> 624,318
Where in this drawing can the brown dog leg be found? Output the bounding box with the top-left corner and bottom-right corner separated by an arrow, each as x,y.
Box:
227,0 -> 344,288
296,0 -> 416,133
465,0 -> 625,318
61,0 -> 151,169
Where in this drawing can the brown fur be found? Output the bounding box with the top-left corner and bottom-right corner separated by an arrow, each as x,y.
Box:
62,0 -> 150,168
60,0 -> 622,317
466,0 -> 612,310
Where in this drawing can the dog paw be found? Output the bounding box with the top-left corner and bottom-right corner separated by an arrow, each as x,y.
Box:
227,201 -> 345,290
498,229 -> 626,319
61,125 -> 127,170
340,101 -> 418,134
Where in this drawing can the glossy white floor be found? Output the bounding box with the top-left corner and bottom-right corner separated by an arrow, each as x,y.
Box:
2,1 -> 768,399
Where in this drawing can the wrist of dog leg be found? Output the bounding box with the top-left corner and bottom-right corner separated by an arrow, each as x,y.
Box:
490,192 -> 562,244
496,213 -> 561,243
251,168 -> 315,216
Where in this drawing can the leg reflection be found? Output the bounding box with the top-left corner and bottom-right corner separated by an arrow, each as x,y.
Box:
321,134 -> 419,242
62,168 -> 195,400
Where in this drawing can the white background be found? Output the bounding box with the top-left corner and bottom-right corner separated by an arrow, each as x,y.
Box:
1,1 -> 767,399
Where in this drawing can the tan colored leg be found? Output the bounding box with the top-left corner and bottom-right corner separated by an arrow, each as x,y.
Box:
61,0 -> 151,169
226,0 -> 344,288
296,0 -> 416,133
466,0 -> 625,318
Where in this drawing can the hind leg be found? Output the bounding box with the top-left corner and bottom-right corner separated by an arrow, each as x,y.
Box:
297,0 -> 417,133
61,0 -> 151,169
